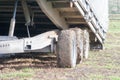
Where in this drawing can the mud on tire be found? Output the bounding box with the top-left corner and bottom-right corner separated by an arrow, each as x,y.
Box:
83,29 -> 90,59
72,28 -> 84,64
57,30 -> 77,68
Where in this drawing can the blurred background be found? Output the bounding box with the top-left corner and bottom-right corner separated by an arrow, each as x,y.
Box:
109,0 -> 120,20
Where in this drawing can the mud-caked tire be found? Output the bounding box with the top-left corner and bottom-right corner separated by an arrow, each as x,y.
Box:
72,28 -> 84,64
57,30 -> 77,68
83,29 -> 90,59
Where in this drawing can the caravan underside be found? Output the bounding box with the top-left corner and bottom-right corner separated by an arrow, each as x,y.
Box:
0,0 -> 108,68
0,0 -> 108,43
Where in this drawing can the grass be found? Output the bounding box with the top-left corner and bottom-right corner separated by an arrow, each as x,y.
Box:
0,71 -> 33,79
83,50 -> 120,69
108,20 -> 120,33
105,20 -> 120,49
0,68 -> 34,80
89,74 -> 104,80
89,75 -> 120,80
81,20 -> 120,80
109,76 -> 120,80
22,68 -> 34,72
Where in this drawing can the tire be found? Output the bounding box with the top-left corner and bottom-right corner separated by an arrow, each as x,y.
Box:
57,30 -> 77,68
72,28 -> 84,64
83,29 -> 90,59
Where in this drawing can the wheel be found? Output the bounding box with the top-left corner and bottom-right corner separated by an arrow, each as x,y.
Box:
57,30 -> 77,68
83,29 -> 90,59
72,28 -> 84,64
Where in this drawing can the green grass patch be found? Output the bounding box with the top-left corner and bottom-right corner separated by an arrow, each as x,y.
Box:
109,20 -> 120,33
22,68 -> 34,72
105,43 -> 120,49
104,63 -> 115,69
0,71 -> 34,79
89,74 -> 104,80
109,76 -> 120,80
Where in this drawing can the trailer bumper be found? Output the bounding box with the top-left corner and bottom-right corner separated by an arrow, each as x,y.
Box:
0,30 -> 58,54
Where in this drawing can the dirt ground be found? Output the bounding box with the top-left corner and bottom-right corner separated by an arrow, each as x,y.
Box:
0,27 -> 120,80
